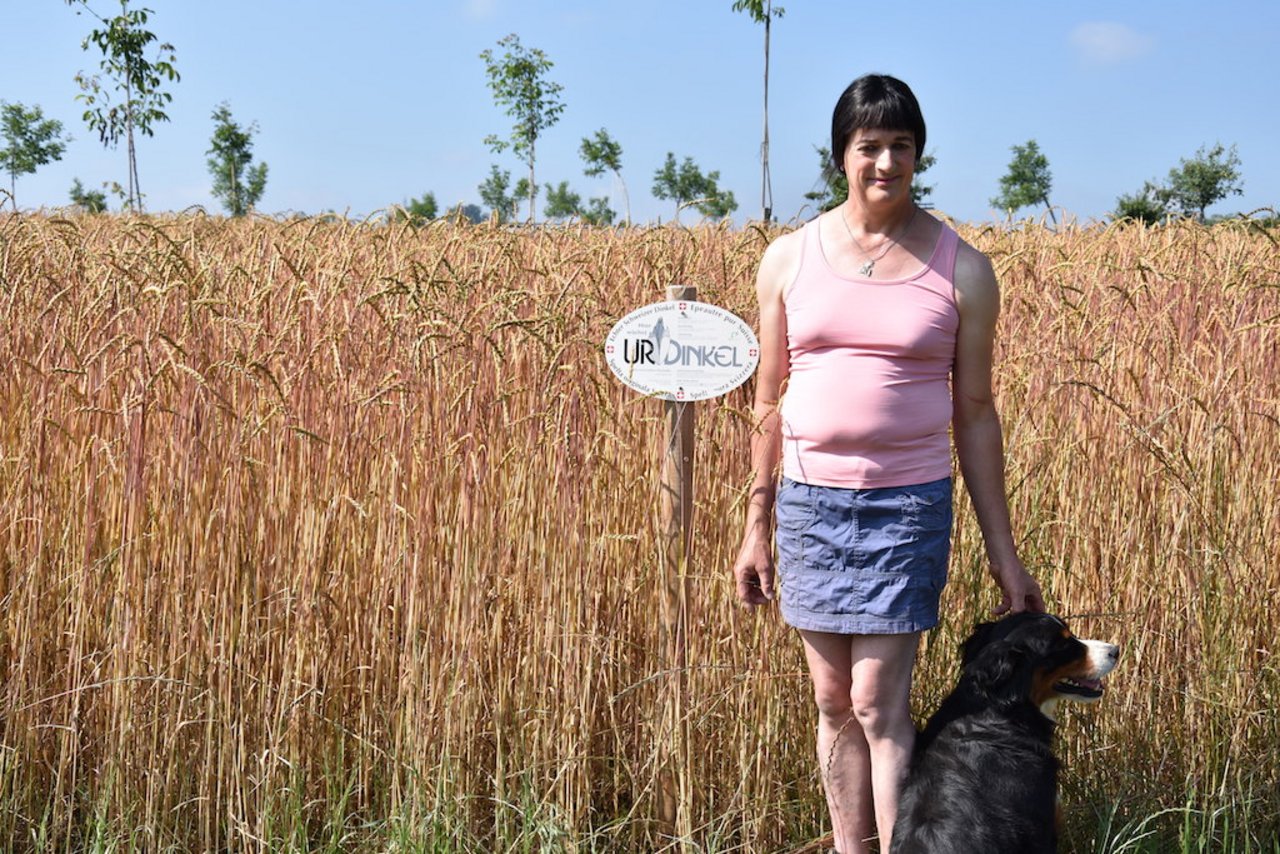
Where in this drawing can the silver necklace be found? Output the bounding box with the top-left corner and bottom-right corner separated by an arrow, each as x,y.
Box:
840,205 -> 918,277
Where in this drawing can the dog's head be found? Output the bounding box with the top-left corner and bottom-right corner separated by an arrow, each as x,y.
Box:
960,612 -> 1119,719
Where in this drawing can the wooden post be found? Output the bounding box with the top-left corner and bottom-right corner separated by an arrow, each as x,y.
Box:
657,284 -> 696,842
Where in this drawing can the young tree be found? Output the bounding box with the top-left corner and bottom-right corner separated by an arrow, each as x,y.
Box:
542,184 -> 615,225
991,139 -> 1055,223
390,192 -> 438,227
69,177 -> 108,212
697,185 -> 738,221
71,0 -> 180,211
803,146 -> 845,212
652,153 -> 689,220
543,181 -> 581,221
911,151 -> 937,206
478,164 -> 517,223
581,196 -> 616,226
579,128 -> 629,223
1164,143 -> 1243,222
732,0 -> 784,221
1112,181 -> 1169,225
805,145 -> 936,211
651,152 -> 738,222
480,33 -> 565,223
448,203 -> 485,224
513,177 -> 536,212
0,102 -> 70,209
206,102 -> 267,217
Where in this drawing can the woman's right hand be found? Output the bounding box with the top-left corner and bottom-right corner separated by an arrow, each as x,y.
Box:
732,527 -> 776,607
731,227 -> 797,611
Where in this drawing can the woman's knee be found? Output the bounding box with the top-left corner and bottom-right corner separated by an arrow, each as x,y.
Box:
848,680 -> 912,738
847,637 -> 917,736
811,676 -> 854,721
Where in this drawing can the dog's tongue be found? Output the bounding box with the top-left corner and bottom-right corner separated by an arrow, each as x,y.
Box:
1059,676 -> 1104,693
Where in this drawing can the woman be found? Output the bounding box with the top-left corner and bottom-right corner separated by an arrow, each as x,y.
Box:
731,74 -> 1044,854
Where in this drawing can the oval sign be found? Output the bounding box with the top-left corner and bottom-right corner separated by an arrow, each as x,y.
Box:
604,299 -> 759,401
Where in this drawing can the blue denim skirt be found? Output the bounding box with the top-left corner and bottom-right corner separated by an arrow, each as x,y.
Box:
775,476 -> 952,634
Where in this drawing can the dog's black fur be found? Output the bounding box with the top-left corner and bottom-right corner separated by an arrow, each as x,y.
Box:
890,613 -> 1118,854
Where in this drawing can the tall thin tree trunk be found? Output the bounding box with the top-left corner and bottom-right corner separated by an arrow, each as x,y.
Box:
616,170 -> 631,226
761,1 -> 773,222
130,135 -> 141,211
528,138 -> 536,224
127,128 -> 138,210
126,109 -> 136,209
124,70 -> 140,211
230,157 -> 239,216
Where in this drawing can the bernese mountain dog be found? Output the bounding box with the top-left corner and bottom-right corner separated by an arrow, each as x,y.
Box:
891,612 -> 1119,853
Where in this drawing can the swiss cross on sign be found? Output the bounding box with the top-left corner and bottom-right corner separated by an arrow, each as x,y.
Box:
603,297 -> 760,401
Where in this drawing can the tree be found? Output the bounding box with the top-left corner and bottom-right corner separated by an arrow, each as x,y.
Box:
513,177 -> 535,212
579,128 -> 629,223
1164,143 -> 1243,222
540,184 -> 613,225
651,152 -> 738,222
581,196 -> 615,226
71,0 -> 180,211
0,102 -> 69,209
206,102 -> 267,217
448,203 -> 484,224
1112,181 -> 1169,225
543,181 -> 581,221
911,151 -> 937,206
478,164 -> 517,223
69,177 -> 108,213
805,145 -> 936,211
803,146 -> 845,212
732,0 -> 784,221
390,192 -> 438,227
991,139 -> 1055,223
480,33 -> 565,223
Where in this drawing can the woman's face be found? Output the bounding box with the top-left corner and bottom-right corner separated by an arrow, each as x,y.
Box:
842,127 -> 917,205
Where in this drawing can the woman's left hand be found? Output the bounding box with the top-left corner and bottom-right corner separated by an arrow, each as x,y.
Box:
991,561 -> 1046,616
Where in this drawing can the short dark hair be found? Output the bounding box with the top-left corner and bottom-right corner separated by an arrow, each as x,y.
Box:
830,74 -> 926,174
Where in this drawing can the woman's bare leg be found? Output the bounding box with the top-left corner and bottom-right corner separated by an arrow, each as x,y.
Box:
800,631 -> 919,853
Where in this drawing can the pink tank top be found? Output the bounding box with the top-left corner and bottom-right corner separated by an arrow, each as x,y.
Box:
780,217 -> 960,488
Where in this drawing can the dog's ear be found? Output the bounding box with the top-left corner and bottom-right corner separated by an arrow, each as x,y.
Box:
966,639 -> 1033,706
960,621 -> 1002,668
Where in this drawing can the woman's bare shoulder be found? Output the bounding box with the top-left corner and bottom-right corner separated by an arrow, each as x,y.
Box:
951,233 -> 1000,321
756,221 -> 809,301
952,233 -> 998,296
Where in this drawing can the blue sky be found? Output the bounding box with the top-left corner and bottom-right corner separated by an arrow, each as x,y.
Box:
4,0 -> 1278,224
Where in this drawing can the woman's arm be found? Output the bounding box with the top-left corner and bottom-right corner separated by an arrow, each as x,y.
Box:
952,242 -> 1045,616
732,231 -> 799,607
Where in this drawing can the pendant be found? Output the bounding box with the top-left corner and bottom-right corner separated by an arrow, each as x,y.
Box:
858,260 -> 875,277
